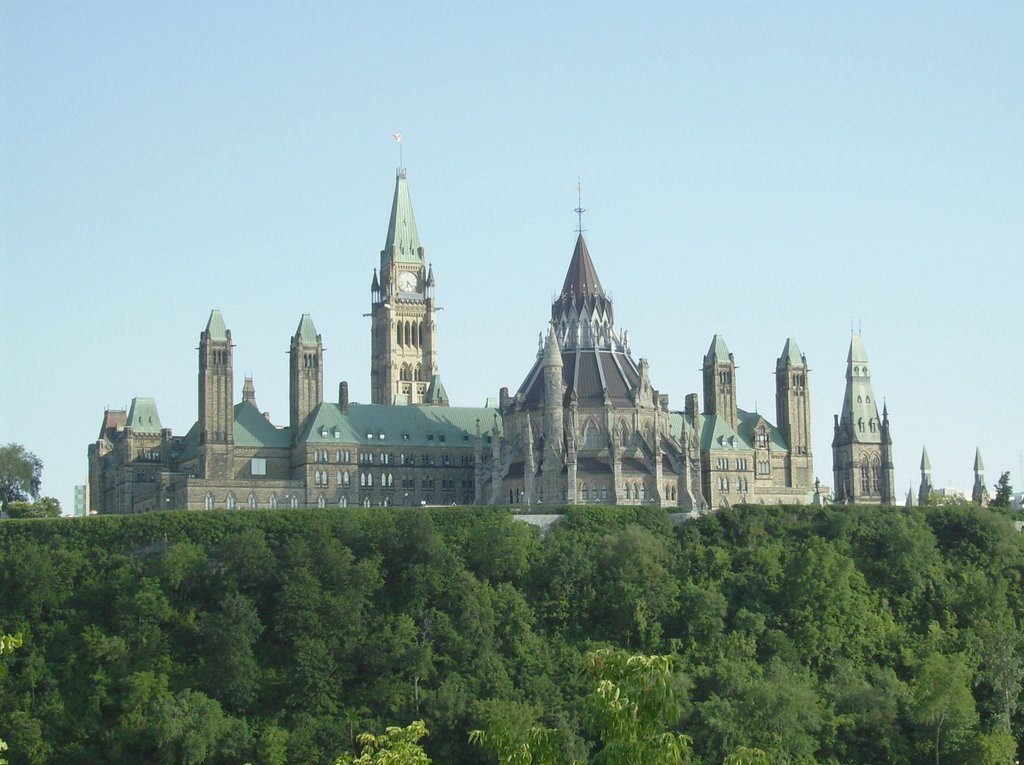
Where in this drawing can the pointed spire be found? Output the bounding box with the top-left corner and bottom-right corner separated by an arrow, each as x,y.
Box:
921,446 -> 932,471
295,314 -> 319,347
848,332 -> 870,364
974,447 -> 985,472
204,310 -> 228,341
371,268 -> 380,291
427,263 -> 435,286
838,333 -> 882,443
543,323 -> 563,368
776,337 -> 805,370
906,486 -> 917,507
558,234 -> 605,302
704,334 -> 731,365
381,171 -> 422,265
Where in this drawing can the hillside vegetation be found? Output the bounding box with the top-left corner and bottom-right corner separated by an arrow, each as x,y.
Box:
0,504 -> 1021,764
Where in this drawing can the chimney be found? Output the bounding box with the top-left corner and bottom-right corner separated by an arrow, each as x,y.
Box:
340,381 -> 349,413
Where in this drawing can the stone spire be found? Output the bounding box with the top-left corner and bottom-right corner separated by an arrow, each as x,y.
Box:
703,335 -> 738,431
972,447 -> 989,504
918,446 -> 933,505
242,376 -> 257,406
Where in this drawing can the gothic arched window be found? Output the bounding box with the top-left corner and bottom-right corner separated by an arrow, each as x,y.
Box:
248,492 -> 257,509
226,492 -> 236,510
270,494 -> 279,509
204,492 -> 214,510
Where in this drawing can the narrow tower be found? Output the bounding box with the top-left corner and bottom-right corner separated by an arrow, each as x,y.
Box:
775,337 -> 812,488
703,335 -> 738,431
290,314 -> 323,439
370,170 -> 439,404
972,448 -> 989,505
832,333 -> 894,504
199,310 -> 234,479
918,446 -> 933,505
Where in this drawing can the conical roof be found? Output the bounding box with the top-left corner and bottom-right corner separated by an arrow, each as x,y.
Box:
974,447 -> 984,472
558,234 -> 605,302
382,171 -> 422,265
838,333 -> 882,443
921,447 -> 931,471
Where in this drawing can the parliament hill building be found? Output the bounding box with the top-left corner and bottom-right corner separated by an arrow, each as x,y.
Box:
88,169 -> 895,514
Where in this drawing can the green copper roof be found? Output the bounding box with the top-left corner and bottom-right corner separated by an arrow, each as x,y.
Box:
126,397 -> 163,434
921,446 -> 931,471
698,409 -> 788,453
704,335 -> 731,366
906,486 -> 917,507
382,172 -> 423,265
776,337 -> 805,370
295,314 -> 319,347
179,421 -> 199,462
205,310 -> 228,341
424,375 -> 448,405
974,447 -> 984,472
234,401 -> 291,448
838,333 -> 882,444
300,402 -> 499,447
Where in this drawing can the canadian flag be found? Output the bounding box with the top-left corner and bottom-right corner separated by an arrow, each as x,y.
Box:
393,132 -> 403,142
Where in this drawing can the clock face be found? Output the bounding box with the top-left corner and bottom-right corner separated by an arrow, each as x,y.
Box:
397,271 -> 417,292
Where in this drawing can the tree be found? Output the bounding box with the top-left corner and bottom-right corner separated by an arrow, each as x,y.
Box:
909,653 -> 978,765
0,444 -> 43,513
334,720 -> 431,765
1,632 -> 24,765
471,649 -> 692,765
4,497 -> 61,519
991,472 -> 1013,509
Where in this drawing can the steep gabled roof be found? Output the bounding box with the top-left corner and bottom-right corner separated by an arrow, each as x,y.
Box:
704,335 -> 732,366
233,401 -> 290,448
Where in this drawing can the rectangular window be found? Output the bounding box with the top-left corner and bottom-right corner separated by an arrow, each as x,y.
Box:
251,458 -> 267,476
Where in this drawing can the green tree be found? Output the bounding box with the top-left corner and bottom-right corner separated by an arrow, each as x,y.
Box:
0,444 -> 43,513
990,472 -> 1013,509
909,653 -> 978,765
3,497 -> 61,518
0,631 -> 23,765
335,720 -> 431,765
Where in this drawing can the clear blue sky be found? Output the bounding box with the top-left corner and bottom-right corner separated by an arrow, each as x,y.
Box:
2,2 -> 1021,510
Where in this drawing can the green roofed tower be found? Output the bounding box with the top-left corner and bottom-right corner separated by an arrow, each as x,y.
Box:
370,170 -> 440,405
832,333 -> 895,504
199,309 -> 233,479
775,337 -> 812,489
290,313 -> 323,440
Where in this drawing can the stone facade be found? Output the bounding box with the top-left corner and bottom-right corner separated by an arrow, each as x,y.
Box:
89,168 -> 891,515
481,233 -> 818,510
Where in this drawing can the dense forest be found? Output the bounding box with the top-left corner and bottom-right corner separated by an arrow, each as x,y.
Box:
0,503 -> 1022,764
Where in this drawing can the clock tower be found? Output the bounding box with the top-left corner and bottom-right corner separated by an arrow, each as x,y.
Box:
370,169 -> 440,404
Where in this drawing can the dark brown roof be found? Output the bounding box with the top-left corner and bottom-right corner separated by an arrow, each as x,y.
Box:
514,347 -> 641,410
558,234 -> 605,302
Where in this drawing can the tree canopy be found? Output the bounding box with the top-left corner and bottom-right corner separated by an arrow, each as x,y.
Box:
0,444 -> 42,513
0,503 -> 1022,764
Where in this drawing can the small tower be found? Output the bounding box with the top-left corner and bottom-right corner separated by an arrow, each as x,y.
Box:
972,448 -> 989,505
775,337 -> 813,488
199,310 -> 234,480
541,324 -> 564,499
370,170 -> 439,404
703,335 -> 738,431
832,333 -> 893,504
242,376 -> 257,407
290,314 -> 323,440
918,447 -> 934,506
